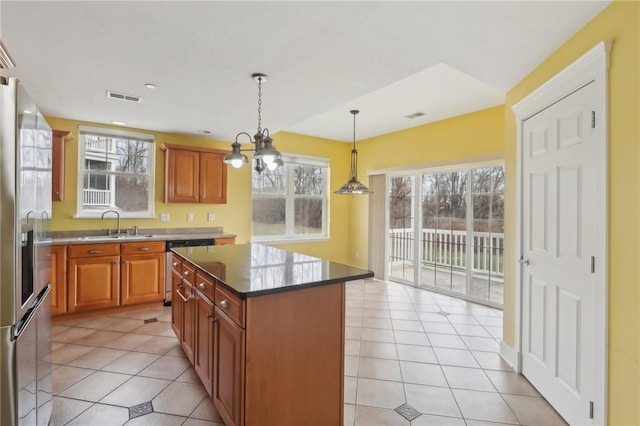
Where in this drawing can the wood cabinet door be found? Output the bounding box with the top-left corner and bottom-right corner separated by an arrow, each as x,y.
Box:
213,308 -> 244,426
171,268 -> 184,338
67,256 -> 119,313
194,290 -> 215,396
181,282 -> 196,364
51,130 -> 70,201
50,246 -> 67,315
121,252 -> 165,305
166,148 -> 200,203
199,152 -> 227,204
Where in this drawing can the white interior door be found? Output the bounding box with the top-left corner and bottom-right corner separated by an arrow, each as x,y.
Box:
521,81 -> 601,425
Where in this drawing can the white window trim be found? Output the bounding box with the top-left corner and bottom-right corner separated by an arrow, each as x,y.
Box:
251,152 -> 330,242
75,126 -> 156,219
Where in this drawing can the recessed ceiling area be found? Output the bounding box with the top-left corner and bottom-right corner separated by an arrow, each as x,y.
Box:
0,1 -> 610,142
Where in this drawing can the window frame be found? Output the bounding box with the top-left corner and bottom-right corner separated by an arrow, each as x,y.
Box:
387,159 -> 505,308
251,153 -> 330,243
75,125 -> 155,219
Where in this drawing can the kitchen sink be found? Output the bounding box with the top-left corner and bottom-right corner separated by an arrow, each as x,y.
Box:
75,234 -> 159,241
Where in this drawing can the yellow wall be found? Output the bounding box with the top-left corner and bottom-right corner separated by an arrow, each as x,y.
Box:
46,118 -> 352,264
503,1 -> 639,424
349,105 -> 506,268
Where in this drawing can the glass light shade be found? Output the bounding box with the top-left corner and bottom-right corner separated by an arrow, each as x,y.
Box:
335,178 -> 373,194
223,149 -> 249,168
267,158 -> 284,171
231,158 -> 245,168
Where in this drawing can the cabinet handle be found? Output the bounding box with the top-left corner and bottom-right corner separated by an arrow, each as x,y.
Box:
207,314 -> 218,323
89,249 -> 101,254
138,247 -> 150,252
220,299 -> 229,309
176,288 -> 191,303
198,282 -> 206,290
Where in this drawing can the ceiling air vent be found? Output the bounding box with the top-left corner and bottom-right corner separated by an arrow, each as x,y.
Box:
405,112 -> 425,119
106,91 -> 142,103
0,42 -> 16,69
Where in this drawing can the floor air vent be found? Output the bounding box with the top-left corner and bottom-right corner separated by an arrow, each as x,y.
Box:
106,90 -> 142,103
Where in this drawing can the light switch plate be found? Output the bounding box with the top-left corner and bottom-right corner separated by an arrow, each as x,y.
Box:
208,213 -> 215,222
187,213 -> 194,222
160,213 -> 170,222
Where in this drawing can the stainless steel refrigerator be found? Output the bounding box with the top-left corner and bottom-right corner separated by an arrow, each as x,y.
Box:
0,76 -> 53,426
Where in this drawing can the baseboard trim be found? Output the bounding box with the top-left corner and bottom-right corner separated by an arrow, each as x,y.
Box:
500,341 -> 520,372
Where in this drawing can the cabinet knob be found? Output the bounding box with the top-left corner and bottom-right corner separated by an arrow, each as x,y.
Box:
198,282 -> 206,290
172,261 -> 179,267
220,299 -> 229,309
207,314 -> 217,323
183,270 -> 190,276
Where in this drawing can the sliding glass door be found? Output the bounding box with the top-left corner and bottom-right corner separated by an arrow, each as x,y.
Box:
387,164 -> 504,307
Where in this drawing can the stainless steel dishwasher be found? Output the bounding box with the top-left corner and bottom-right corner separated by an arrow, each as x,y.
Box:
164,238 -> 214,305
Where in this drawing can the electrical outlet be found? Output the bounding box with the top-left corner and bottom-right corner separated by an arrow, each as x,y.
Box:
208,212 -> 215,222
187,213 -> 194,222
160,213 -> 170,222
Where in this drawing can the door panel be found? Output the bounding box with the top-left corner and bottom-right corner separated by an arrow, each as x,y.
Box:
521,81 -> 598,425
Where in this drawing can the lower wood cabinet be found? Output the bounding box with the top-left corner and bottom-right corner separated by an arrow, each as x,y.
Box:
50,245 -> 67,315
213,306 -> 244,426
180,280 -> 196,364
194,290 -> 215,396
67,255 -> 120,312
171,261 -> 344,425
171,265 -> 184,337
121,242 -> 166,305
64,241 -> 165,314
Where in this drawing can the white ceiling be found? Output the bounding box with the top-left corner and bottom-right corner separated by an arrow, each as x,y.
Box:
0,1 -> 609,142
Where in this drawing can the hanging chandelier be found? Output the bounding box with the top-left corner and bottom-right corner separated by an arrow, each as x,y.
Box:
223,73 -> 283,173
335,109 -> 372,195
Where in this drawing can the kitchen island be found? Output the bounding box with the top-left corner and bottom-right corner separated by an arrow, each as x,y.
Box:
169,243 -> 373,426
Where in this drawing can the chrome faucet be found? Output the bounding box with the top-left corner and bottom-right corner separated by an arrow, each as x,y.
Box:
101,210 -> 121,235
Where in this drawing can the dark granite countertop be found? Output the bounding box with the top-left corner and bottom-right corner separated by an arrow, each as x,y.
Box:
171,243 -> 373,298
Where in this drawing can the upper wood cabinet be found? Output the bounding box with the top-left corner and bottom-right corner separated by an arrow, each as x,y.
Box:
164,144 -> 227,204
52,130 -> 71,201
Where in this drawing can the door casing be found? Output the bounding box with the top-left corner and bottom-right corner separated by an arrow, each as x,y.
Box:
512,41 -> 610,424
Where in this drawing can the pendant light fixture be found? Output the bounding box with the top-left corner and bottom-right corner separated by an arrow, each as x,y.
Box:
335,109 -> 372,195
223,73 -> 283,173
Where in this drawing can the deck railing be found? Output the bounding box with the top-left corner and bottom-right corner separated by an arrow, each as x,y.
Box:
83,188 -> 112,206
389,228 -> 504,276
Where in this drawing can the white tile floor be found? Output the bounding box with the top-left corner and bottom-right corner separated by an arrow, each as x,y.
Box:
49,278 -> 567,425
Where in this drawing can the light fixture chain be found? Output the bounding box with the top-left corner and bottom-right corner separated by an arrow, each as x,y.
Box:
257,76 -> 262,133
353,112 -> 356,150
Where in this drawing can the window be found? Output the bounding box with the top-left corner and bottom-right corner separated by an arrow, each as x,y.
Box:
252,154 -> 329,241
77,126 -> 155,218
388,163 -> 504,307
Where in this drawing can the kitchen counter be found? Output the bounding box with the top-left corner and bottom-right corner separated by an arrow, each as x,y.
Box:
48,227 -> 236,245
171,243 -> 373,298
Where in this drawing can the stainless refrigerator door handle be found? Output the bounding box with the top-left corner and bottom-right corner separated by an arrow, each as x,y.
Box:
12,284 -> 51,340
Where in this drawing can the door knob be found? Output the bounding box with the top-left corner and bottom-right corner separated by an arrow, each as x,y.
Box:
519,256 -> 530,266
